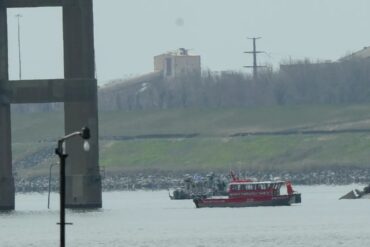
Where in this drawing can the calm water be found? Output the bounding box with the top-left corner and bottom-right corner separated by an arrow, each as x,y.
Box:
0,185 -> 369,247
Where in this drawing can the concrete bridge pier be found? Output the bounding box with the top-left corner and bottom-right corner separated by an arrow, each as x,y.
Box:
0,105 -> 15,211
63,0 -> 101,208
0,4 -> 14,211
0,0 -> 102,210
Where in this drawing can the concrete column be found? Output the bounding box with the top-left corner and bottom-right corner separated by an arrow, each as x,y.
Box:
62,0 -> 102,208
0,5 -> 15,210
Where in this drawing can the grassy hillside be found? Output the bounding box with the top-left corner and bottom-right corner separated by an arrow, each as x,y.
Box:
99,104 -> 370,136
99,134 -> 370,172
11,104 -> 370,141
10,104 -> 370,175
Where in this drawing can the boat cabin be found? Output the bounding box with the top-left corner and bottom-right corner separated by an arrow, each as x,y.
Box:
228,181 -> 287,198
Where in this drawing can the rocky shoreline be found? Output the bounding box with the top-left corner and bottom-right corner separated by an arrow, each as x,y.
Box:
14,167 -> 370,193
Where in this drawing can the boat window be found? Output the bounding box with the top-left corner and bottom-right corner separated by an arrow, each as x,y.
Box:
230,184 -> 238,191
240,184 -> 246,190
245,184 -> 253,190
273,183 -> 281,190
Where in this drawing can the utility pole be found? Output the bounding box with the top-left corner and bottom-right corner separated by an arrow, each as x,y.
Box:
244,37 -> 265,79
15,14 -> 22,80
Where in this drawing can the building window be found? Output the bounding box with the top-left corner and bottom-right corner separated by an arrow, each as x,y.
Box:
166,58 -> 172,76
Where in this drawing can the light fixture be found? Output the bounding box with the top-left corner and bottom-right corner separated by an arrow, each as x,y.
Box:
55,126 -> 91,247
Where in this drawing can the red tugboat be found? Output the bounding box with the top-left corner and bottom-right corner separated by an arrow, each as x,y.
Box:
193,173 -> 301,208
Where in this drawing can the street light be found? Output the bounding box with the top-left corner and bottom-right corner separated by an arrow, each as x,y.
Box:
15,14 -> 22,80
55,126 -> 90,247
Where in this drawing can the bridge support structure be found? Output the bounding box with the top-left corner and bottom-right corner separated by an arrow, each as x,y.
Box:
0,0 -> 102,210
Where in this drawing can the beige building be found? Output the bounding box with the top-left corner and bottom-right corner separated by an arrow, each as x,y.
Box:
99,48 -> 202,111
154,48 -> 201,79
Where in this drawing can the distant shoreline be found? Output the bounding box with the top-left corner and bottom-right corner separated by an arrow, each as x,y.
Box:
15,167 -> 370,193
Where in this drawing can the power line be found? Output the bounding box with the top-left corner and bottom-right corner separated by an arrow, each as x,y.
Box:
244,37 -> 266,79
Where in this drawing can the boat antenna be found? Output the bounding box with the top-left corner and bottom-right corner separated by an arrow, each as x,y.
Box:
230,170 -> 238,181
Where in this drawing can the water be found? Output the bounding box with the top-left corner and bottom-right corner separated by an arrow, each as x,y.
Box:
1,185 -> 370,247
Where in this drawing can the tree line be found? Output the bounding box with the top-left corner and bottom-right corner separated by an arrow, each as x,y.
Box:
11,58 -> 370,112
98,58 -> 370,111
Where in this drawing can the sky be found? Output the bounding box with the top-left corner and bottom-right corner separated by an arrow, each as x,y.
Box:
6,0 -> 370,85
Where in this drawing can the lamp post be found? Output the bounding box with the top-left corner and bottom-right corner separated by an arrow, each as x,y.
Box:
15,14 -> 22,80
55,127 -> 90,247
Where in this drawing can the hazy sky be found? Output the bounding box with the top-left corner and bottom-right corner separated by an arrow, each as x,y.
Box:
6,0 -> 370,84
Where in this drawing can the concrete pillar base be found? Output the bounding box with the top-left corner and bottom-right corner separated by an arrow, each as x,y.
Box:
0,176 -> 15,211
65,174 -> 102,209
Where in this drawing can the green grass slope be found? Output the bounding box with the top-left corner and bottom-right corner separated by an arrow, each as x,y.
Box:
99,104 -> 370,136
10,104 -> 370,173
99,134 -> 370,172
